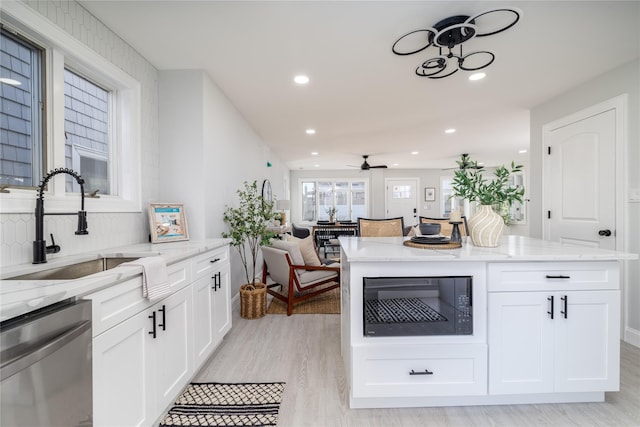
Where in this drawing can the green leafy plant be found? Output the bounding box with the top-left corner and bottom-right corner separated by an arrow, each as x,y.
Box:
222,181 -> 276,285
325,207 -> 338,217
451,154 -> 525,207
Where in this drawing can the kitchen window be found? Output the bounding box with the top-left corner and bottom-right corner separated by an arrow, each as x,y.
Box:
0,28 -> 45,189
0,3 -> 141,213
301,179 -> 367,222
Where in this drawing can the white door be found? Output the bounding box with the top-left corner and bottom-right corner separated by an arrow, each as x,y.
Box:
543,99 -> 623,250
385,178 -> 418,227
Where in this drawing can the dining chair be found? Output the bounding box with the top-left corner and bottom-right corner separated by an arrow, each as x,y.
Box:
357,217 -> 405,237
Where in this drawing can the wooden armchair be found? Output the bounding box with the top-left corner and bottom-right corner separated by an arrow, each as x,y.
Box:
357,217 -> 405,237
261,242 -> 340,315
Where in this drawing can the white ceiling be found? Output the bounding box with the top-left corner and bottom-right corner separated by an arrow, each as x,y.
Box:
80,0 -> 639,170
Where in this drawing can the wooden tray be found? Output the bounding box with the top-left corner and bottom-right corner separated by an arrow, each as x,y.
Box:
403,240 -> 462,250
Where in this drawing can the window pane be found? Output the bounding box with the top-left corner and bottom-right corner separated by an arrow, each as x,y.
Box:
318,181 -> 333,220
352,181 -> 366,220
302,181 -> 316,221
64,68 -> 110,194
0,30 -> 44,187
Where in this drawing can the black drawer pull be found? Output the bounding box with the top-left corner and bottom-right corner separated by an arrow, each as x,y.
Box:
210,258 -> 221,264
546,275 -> 571,279
409,369 -> 433,376
547,295 -> 554,319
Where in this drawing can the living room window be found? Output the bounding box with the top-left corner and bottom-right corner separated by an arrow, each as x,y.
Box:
0,3 -> 141,213
301,179 -> 367,222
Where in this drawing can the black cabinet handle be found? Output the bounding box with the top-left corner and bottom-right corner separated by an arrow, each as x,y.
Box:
560,295 -> 568,319
210,258 -> 221,264
547,295 -> 554,319
409,369 -> 433,376
546,275 -> 571,279
211,271 -> 221,291
148,311 -> 157,339
158,305 -> 166,331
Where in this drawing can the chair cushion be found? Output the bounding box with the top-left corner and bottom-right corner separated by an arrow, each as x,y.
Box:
285,234 -> 322,266
298,268 -> 339,286
270,240 -> 305,266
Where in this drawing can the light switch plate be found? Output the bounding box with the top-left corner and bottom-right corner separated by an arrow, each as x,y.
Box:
629,188 -> 640,203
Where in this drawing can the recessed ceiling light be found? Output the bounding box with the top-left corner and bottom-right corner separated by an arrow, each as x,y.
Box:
469,72 -> 486,81
411,151 -> 419,155
294,75 -> 309,85
311,152 -> 318,156
306,129 -> 316,135
445,128 -> 456,134
393,163 -> 399,167
314,164 -> 320,168
519,149 -> 528,154
0,77 -> 21,86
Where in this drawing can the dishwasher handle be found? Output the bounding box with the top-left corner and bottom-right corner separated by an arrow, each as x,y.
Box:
1,320 -> 91,382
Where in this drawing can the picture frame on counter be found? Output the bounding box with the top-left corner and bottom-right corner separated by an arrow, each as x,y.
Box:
149,203 -> 189,243
425,187 -> 436,202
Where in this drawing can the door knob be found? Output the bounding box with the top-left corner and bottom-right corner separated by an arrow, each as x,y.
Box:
598,229 -> 612,237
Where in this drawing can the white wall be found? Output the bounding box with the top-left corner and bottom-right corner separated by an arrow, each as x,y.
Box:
530,59 -> 640,345
158,70 -> 289,294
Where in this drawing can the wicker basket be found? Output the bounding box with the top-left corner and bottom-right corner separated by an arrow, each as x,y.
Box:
239,282 -> 267,319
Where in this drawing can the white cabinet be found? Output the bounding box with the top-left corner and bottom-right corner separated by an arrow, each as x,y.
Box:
92,285 -> 192,427
192,246 -> 231,368
88,245 -> 232,427
488,262 -> 620,395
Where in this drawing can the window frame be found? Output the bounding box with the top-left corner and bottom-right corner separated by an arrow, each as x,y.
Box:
298,178 -> 368,223
0,2 -> 141,214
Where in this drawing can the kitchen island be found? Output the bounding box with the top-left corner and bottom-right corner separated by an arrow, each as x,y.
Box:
339,235 -> 636,409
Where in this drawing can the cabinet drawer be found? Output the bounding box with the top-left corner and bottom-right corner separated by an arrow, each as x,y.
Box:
87,260 -> 190,336
352,344 -> 487,398
487,262 -> 619,292
192,247 -> 229,280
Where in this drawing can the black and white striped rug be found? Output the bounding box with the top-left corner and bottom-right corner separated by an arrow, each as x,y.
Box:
159,382 -> 285,427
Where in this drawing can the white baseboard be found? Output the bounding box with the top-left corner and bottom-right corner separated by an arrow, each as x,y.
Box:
624,327 -> 640,348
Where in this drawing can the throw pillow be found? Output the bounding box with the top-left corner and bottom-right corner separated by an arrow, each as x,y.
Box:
285,234 -> 322,266
270,240 -> 305,266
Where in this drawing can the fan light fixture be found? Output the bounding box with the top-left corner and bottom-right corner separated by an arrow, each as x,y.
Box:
392,8 -> 520,79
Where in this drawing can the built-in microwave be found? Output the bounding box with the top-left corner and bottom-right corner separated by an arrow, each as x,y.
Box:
363,276 -> 472,337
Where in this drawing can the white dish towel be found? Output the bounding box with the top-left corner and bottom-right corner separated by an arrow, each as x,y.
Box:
121,256 -> 170,301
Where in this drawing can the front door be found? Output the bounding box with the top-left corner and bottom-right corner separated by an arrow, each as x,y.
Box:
385,178 -> 418,227
542,97 -> 623,250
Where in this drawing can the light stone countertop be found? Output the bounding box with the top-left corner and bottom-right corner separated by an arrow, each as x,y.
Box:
339,235 -> 638,263
0,239 -> 230,322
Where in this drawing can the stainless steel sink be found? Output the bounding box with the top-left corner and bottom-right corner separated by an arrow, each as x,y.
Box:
7,257 -> 139,280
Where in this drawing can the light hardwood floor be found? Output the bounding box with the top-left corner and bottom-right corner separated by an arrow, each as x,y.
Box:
195,304 -> 640,427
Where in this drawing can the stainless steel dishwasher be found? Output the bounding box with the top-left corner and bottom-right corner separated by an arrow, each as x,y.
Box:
1,299 -> 92,427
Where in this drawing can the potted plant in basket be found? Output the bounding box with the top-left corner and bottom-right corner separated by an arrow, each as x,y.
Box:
223,180 -> 276,319
450,154 -> 525,247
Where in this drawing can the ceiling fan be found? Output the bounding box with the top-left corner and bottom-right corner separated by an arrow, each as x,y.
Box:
358,155 -> 388,170
443,153 -> 484,170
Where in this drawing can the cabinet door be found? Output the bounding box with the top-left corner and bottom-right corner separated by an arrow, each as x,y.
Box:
212,263 -> 232,346
488,292 -> 555,395
154,286 -> 194,413
192,275 -> 215,367
93,309 -> 155,427
554,290 -> 620,392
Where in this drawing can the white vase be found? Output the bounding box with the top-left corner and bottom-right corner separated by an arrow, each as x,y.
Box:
468,204 -> 504,247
